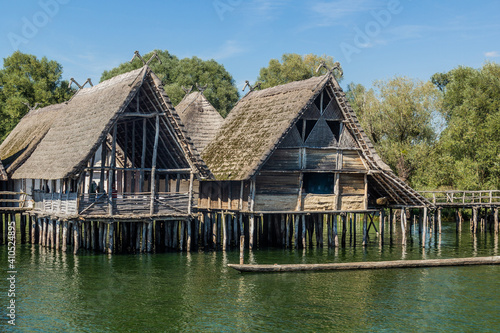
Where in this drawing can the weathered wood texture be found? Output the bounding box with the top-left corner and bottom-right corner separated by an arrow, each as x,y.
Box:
228,256 -> 500,273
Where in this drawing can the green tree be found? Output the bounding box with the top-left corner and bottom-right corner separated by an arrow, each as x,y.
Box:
0,51 -> 72,140
257,53 -> 341,89
101,50 -> 239,117
429,62 -> 500,190
347,77 -> 441,185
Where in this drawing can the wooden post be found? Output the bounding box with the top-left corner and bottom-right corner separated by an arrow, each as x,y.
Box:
103,223 -> 109,253
249,214 -> 255,250
362,214 -> 368,246
438,208 -> 442,234
173,221 -> 178,250
141,222 -> 147,252
147,221 -> 153,253
294,215 -> 299,248
73,222 -> 79,254
302,214 -> 306,248
222,213 -> 227,251
473,207 -> 478,233
62,222 -> 68,252
333,214 -> 339,248
180,220 -> 186,251
422,207 -> 428,248
379,209 -> 385,245
495,208 -> 499,235
108,123 -> 117,215
140,118 -> 147,192
149,115 -> 160,215
108,222 -> 115,254
55,220 -> 60,250
239,235 -> 245,264
401,208 -> 406,245
31,217 -> 36,244
188,218 -> 193,252
20,215 -> 26,244
212,214 -> 217,248
340,214 -> 346,248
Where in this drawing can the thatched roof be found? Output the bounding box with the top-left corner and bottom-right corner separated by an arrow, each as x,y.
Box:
202,73 -> 429,207
203,75 -> 330,180
0,160 -> 6,181
176,92 -> 224,152
11,66 -> 210,180
0,103 -> 66,177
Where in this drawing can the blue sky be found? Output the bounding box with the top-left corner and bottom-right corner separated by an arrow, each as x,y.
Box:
1,0 -> 499,93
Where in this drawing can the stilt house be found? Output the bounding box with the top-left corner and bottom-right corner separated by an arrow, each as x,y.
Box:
176,90 -> 224,153
200,72 -> 428,214
0,66 -> 210,222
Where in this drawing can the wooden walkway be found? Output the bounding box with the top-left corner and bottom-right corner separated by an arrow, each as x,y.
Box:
419,190 -> 500,208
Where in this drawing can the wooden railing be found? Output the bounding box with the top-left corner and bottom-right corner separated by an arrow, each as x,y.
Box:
78,192 -> 190,216
31,191 -> 191,216
0,191 -> 31,210
419,190 -> 500,207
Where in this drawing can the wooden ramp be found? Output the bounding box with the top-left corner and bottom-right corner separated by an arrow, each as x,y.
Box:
228,256 -> 500,273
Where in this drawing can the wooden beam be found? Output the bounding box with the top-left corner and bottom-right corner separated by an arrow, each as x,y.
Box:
121,112 -> 166,118
149,115 -> 160,215
140,118 -> 147,192
108,123 -> 117,215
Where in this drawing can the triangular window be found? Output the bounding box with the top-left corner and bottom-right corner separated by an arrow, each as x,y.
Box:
326,121 -> 341,140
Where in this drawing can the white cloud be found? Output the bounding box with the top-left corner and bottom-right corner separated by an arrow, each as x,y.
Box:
485,51 -> 499,57
206,40 -> 246,61
310,0 -> 381,26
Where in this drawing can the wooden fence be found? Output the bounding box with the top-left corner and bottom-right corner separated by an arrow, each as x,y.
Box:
0,191 -> 30,210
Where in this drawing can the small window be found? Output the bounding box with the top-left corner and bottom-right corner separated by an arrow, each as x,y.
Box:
314,91 -> 333,113
303,173 -> 334,194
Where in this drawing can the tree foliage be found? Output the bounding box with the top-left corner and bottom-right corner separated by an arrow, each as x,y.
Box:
0,51 -> 72,140
426,63 -> 500,190
257,53 -> 342,89
346,77 -> 441,184
101,50 -> 239,117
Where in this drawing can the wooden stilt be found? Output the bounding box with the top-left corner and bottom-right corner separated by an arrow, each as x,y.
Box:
73,223 -> 80,254
194,217 -> 199,250
187,219 -> 192,252
333,214 -> 339,247
239,235 -> 245,264
62,222 -> 68,252
353,214 -> 357,247
301,214 -> 306,249
108,223 -> 115,254
341,214 -> 347,248
473,207 -> 478,233
379,210 -> 385,245
222,213 -> 227,251
103,223 -> 108,253
422,207 -> 428,248
294,215 -> 299,248
173,221 -> 178,250
249,214 -> 255,250
141,222 -> 147,253
401,209 -> 406,245
20,215 -> 26,244
495,208 -> 499,235
362,214 -> 368,246
147,222 -> 153,253
179,220 -> 186,251
136,222 -> 142,251
438,208 -> 442,234
31,216 -> 36,244
98,222 -> 104,252
55,220 -> 60,250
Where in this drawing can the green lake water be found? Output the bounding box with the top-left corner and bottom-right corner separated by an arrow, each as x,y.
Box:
1,221 -> 499,332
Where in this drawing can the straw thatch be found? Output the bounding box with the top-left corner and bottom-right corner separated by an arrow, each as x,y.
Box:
176,92 -> 224,152
0,103 -> 66,177
203,75 -> 330,180
202,73 -> 428,207
0,160 -> 6,181
11,66 -> 209,180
